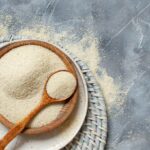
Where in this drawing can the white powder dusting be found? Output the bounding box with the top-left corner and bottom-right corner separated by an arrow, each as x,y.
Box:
97,70 -> 123,109
0,25 -> 8,37
0,15 -> 11,38
18,26 -> 50,41
46,71 -> 77,100
0,45 -> 67,128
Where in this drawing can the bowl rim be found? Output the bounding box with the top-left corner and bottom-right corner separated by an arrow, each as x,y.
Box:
0,39 -> 79,135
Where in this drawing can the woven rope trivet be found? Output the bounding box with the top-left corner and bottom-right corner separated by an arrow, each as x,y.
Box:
0,36 -> 107,150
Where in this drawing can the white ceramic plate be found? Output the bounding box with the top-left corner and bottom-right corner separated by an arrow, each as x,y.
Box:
0,41 -> 88,150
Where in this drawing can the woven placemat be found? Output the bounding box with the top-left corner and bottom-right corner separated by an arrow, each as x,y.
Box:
0,37 -> 107,150
62,48 -> 107,150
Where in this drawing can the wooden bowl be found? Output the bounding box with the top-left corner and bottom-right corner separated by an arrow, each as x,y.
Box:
0,40 -> 79,135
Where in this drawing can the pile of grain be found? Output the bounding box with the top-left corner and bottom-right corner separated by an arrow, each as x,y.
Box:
0,45 -> 67,128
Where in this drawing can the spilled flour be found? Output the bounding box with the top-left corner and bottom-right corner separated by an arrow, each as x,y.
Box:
0,15 -> 11,37
0,25 -> 8,37
0,20 -> 124,109
18,26 -> 50,41
98,70 -> 122,107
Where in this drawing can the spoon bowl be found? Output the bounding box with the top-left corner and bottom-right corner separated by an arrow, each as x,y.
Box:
45,70 -> 77,102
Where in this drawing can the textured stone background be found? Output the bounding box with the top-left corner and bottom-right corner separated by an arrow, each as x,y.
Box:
0,0 -> 150,149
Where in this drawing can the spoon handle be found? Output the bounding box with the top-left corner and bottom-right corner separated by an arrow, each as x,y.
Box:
0,102 -> 47,150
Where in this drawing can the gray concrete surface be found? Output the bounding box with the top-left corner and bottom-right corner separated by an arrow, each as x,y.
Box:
0,0 -> 150,149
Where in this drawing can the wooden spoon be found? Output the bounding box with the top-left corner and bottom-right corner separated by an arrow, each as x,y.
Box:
0,70 -> 77,150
